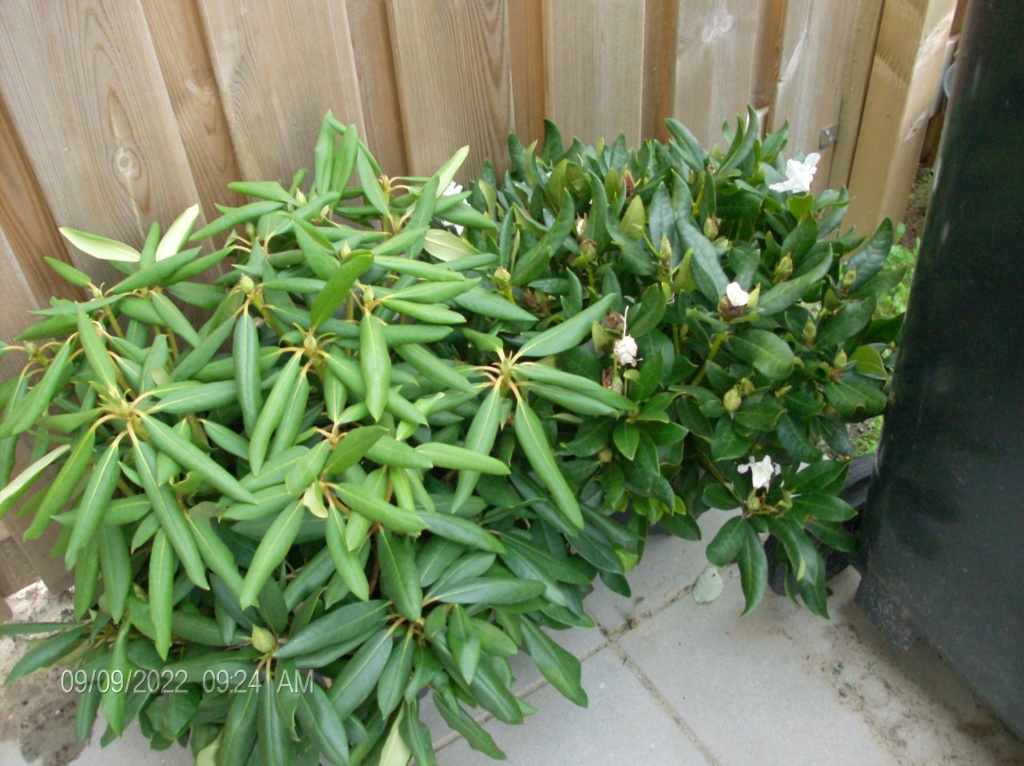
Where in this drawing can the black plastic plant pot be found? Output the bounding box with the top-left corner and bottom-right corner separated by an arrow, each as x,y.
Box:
857,1 -> 1024,740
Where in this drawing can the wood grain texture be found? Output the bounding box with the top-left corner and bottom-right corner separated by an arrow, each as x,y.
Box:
0,228 -> 43,381
772,0 -> 860,192
641,0 -> 678,143
846,0 -> 957,233
1,441 -> 72,594
752,0 -> 784,114
199,0 -> 366,184
827,0 -> 884,190
388,0 -> 514,180
543,0 -> 646,147
0,535 -> 35,599
0,98 -> 80,305
509,0 -> 546,145
346,0 -> 409,176
0,0 -> 204,281
671,0 -> 761,148
141,0 -> 243,226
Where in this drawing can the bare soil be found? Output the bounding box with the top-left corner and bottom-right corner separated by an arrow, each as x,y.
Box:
0,583 -> 86,766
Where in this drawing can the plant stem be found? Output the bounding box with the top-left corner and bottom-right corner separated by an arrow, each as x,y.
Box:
691,331 -> 727,386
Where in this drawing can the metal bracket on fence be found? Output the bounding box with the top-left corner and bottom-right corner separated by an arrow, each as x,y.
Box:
819,123 -> 840,150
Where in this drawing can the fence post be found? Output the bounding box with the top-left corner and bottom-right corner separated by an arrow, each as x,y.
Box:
846,0 -> 958,234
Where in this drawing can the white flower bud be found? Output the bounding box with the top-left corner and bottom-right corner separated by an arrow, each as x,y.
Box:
738,455 -> 777,491
613,334 -> 639,367
725,282 -> 749,308
769,153 -> 820,194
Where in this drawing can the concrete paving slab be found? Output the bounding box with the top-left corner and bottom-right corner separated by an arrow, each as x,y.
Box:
585,514 -> 730,634
435,646 -> 713,766
618,564 -> 1024,766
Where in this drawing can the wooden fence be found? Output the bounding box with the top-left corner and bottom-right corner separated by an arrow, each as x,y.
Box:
0,0 -> 965,614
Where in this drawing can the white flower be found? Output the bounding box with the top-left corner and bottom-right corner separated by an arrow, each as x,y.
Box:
576,217 -> 586,238
444,181 -> 465,235
738,455 -> 777,491
613,335 -> 639,367
725,281 -> 749,308
769,153 -> 820,193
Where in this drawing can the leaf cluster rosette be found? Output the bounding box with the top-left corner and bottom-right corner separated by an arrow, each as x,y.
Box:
0,109 -> 905,764
0,114 -> 614,765
454,108 -> 904,618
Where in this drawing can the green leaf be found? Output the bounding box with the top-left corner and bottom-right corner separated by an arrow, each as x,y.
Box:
60,227 -> 139,262
143,414 -> 257,504
512,189 -> 575,285
259,670 -> 291,765
824,374 -> 887,419
428,575 -> 546,605
419,512 -> 505,554
448,605 -> 480,683
133,441 -> 208,589
24,428 -> 94,539
249,352 -> 303,475
514,397 -> 583,529
710,418 -> 755,461
76,305 -> 119,396
323,425 -> 386,476
276,600 -> 388,659
4,625 -> 86,685
520,616 -> 587,706
415,442 -> 509,475
361,313 -> 390,421
516,292 -> 617,358
234,312 -> 263,436
736,521 -> 768,615
776,413 -> 823,463
394,343 -> 475,393
310,251 -> 373,329
296,684 -> 350,766
791,493 -> 858,522
400,699 -> 438,766
378,629 -> 415,717
678,219 -> 728,303
97,524 -> 131,622
328,629 -> 393,718
728,330 -> 795,380
332,483 -> 423,535
377,530 -> 422,621
156,204 -> 201,261
613,421 -> 639,460
846,218 -> 893,291
815,298 -> 876,349
356,147 -> 389,216
239,501 -> 305,609
433,691 -> 506,760
453,288 -> 537,323
706,516 -> 746,566
0,444 -> 69,520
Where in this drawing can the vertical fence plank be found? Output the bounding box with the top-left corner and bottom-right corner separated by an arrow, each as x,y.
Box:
641,0 -> 679,143
509,0 -> 546,145
670,0 -> 762,147
0,0 -> 205,279
0,99 -> 80,305
0,522 -> 36,600
771,0 -> 859,192
846,0 -> 957,233
543,0 -> 646,147
827,0 -> 884,190
388,0 -> 514,180
0,227 -> 44,381
199,0 -> 366,184
346,0 -> 409,176
141,0 -> 244,225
